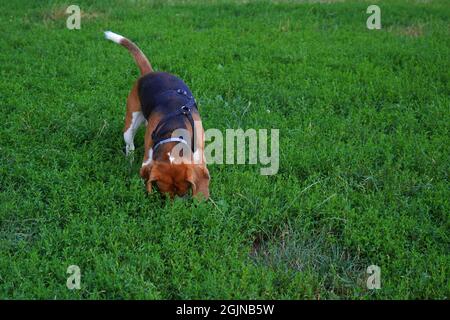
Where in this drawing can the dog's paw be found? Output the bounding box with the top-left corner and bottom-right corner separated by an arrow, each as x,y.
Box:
124,145 -> 135,156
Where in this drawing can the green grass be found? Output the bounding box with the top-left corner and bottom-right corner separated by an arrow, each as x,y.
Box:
0,0 -> 449,299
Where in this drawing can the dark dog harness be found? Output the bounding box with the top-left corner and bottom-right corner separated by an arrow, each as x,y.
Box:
151,89 -> 197,155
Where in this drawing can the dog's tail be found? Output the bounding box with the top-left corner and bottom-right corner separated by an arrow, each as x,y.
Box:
104,31 -> 153,75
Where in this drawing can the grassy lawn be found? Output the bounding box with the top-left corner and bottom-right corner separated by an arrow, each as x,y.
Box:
0,0 -> 448,299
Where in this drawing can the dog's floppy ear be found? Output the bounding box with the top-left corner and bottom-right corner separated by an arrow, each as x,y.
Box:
140,164 -> 158,193
186,165 -> 210,200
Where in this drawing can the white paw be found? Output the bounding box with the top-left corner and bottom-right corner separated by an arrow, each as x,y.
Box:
125,145 -> 135,156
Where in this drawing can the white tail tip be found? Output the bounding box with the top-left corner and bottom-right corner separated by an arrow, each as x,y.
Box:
104,31 -> 124,44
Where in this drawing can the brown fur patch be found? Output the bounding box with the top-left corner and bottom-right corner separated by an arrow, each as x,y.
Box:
124,81 -> 142,132
141,161 -> 209,199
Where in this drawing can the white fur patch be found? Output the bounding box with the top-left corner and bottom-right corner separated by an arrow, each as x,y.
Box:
193,149 -> 202,164
124,111 -> 145,155
168,152 -> 175,164
142,149 -> 153,167
104,31 -> 124,44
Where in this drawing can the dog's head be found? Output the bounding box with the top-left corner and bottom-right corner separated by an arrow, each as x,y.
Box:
140,162 -> 210,200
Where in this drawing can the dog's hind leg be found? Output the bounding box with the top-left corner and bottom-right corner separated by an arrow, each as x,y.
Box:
124,81 -> 146,156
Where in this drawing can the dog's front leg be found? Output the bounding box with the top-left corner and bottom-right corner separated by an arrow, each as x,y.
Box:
124,111 -> 145,155
123,82 -> 145,156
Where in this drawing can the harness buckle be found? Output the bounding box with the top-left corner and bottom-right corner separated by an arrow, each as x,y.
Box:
181,105 -> 191,114
177,89 -> 188,96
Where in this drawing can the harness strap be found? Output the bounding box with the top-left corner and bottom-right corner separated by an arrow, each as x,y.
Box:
152,137 -> 188,153
150,89 -> 197,157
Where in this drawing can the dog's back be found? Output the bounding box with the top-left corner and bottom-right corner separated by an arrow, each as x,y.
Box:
138,72 -> 195,119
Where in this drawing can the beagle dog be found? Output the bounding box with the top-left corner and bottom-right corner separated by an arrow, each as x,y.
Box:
104,31 -> 210,199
